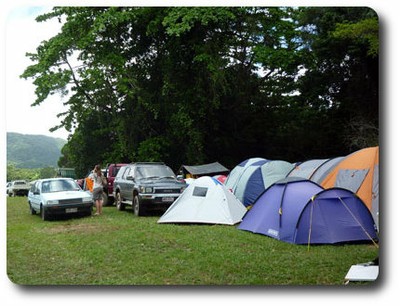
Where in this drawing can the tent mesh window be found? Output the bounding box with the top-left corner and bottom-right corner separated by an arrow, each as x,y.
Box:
192,187 -> 208,197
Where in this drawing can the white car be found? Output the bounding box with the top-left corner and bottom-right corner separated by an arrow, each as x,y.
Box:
7,180 -> 31,196
28,178 -> 93,221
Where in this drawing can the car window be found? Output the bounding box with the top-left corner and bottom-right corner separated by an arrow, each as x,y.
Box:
136,165 -> 175,179
41,179 -> 80,193
120,166 -> 130,179
127,167 -> 134,178
34,182 -> 40,193
112,166 -> 121,177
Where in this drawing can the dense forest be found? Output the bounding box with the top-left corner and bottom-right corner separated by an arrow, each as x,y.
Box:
21,7 -> 379,178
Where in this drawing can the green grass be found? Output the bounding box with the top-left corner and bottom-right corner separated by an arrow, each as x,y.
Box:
7,196 -> 379,285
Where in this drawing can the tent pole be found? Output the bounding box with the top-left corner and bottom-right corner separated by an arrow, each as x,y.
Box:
307,196 -> 316,252
338,197 -> 379,248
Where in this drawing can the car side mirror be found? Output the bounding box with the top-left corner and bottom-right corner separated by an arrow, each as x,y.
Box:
34,191 -> 40,195
126,175 -> 135,181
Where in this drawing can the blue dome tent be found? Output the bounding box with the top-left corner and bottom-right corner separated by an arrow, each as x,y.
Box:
238,178 -> 378,245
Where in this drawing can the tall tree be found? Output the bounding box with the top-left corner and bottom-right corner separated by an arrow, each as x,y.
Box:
295,7 -> 379,154
21,7 -> 379,173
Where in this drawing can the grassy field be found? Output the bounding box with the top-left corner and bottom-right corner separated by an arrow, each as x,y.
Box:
7,196 -> 379,285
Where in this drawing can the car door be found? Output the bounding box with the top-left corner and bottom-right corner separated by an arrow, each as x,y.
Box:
120,166 -> 132,201
29,181 -> 41,211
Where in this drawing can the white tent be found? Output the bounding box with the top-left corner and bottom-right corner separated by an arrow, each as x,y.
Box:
158,176 -> 247,225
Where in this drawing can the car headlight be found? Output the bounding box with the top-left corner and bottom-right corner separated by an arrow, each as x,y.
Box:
139,186 -> 153,193
83,197 -> 93,203
46,200 -> 59,205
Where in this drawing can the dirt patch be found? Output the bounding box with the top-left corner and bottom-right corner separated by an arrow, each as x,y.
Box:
37,223 -> 116,234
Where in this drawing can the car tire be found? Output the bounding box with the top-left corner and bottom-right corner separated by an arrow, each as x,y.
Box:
85,208 -> 92,217
101,191 -> 108,206
116,192 -> 125,211
40,205 -> 49,221
29,202 -> 36,215
133,195 -> 146,217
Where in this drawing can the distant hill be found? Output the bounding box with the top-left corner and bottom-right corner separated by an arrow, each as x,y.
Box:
7,132 -> 67,168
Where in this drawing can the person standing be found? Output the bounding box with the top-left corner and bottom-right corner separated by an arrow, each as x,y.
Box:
89,165 -> 105,215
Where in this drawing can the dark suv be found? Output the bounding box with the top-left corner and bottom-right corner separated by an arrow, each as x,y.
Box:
113,162 -> 187,216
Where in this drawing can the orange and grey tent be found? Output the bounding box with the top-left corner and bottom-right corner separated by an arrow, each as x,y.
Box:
320,146 -> 379,229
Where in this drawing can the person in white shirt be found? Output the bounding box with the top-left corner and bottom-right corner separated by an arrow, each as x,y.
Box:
88,164 -> 105,215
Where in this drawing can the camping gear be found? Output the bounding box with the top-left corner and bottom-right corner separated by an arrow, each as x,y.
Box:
225,158 -> 295,207
227,159 -> 268,206
287,159 -> 330,179
238,178 -> 378,245
224,157 -> 267,192
238,177 -> 323,243
287,157 -> 344,183
158,176 -> 247,225
213,174 -> 227,184
238,160 -> 295,207
320,146 -> 379,229
344,258 -> 379,284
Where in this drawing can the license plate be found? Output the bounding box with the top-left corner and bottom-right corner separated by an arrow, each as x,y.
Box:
66,208 -> 78,213
162,197 -> 174,202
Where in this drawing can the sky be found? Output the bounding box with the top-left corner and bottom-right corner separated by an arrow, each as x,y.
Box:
1,0 -> 400,305
5,6 -> 70,140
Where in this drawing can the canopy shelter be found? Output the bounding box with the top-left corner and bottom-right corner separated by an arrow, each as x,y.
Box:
179,162 -> 229,179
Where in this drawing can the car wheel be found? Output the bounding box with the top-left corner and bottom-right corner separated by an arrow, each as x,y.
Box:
133,195 -> 146,217
40,205 -> 49,221
101,191 -> 108,206
85,208 -> 92,217
29,202 -> 36,215
116,192 -> 125,211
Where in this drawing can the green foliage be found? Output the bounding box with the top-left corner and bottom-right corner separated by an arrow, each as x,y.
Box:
7,197 -> 379,285
332,17 -> 379,57
136,136 -> 170,162
162,7 -> 236,36
7,164 -> 39,181
21,7 -> 379,172
6,164 -> 57,181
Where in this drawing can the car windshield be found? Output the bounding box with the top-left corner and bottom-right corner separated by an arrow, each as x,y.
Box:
41,179 -> 80,193
14,181 -> 27,185
136,165 -> 176,179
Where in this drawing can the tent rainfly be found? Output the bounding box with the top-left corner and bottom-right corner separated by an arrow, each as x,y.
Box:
158,176 -> 247,225
320,146 -> 379,229
287,157 -> 344,183
224,157 -> 267,192
235,160 -> 295,207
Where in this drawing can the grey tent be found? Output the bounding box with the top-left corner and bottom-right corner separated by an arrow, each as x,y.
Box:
287,157 -> 344,184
